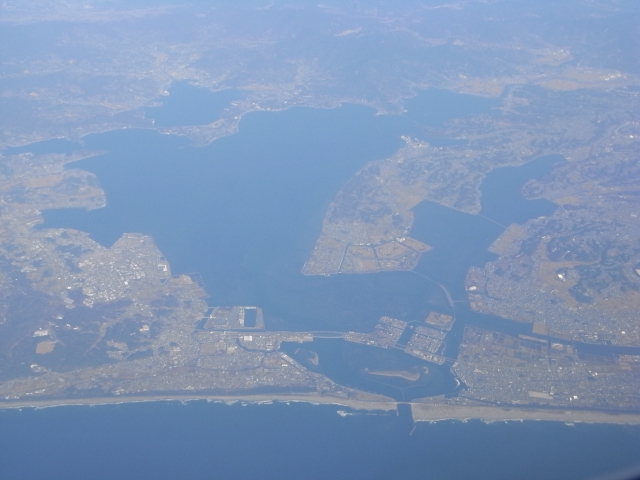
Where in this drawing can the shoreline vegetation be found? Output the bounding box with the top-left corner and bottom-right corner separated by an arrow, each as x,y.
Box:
365,369 -> 422,381
2,394 -> 639,425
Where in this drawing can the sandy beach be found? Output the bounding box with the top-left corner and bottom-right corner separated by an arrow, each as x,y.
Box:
411,403 -> 640,425
2,393 -> 640,425
0,393 -> 397,413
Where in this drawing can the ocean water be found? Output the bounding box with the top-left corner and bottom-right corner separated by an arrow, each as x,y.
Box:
0,401 -> 639,480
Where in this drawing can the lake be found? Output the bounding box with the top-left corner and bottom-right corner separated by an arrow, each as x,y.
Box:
40,88 -> 547,335
37,88 -> 565,397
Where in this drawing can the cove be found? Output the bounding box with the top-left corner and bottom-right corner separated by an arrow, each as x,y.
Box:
411,154 -> 562,302
144,81 -> 244,128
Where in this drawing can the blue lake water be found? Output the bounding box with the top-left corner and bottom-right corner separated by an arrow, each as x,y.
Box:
15,87 -> 639,478
38,90 -> 568,397
281,338 -> 459,401
41,101 -> 445,332
144,81 -> 245,128
2,137 -> 81,156
39,90 -> 554,335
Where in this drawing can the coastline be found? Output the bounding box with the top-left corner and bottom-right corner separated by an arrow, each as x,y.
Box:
411,403 -> 640,425
0,393 -> 397,413
2,393 -> 640,425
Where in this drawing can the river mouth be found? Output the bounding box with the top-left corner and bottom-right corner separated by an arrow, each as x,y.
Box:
281,339 -> 458,402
